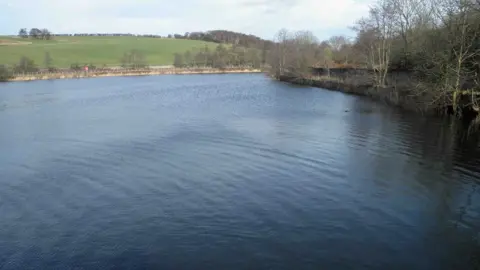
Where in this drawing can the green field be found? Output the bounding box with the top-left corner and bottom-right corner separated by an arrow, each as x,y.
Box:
0,36 -> 219,68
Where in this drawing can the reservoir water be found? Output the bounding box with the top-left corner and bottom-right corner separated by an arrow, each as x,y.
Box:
0,74 -> 479,269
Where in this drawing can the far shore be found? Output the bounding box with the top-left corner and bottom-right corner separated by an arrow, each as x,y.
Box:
6,67 -> 263,82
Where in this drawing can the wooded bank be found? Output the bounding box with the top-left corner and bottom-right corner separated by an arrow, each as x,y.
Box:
278,67 -> 480,124
267,0 -> 480,125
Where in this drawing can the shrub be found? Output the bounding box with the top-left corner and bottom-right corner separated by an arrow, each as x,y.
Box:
14,56 -> 38,73
0,65 -> 13,82
121,50 -> 148,69
70,63 -> 82,71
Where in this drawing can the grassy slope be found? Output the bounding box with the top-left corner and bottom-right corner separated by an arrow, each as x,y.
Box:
0,36 -> 219,68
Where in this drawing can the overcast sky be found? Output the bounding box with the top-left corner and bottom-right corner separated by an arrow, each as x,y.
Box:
0,0 -> 373,40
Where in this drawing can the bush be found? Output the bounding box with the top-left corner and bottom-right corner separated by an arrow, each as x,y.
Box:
0,65 -> 13,82
121,50 -> 148,69
14,56 -> 38,73
173,53 -> 185,67
70,63 -> 82,71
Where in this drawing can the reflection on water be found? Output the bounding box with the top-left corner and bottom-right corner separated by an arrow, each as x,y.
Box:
345,97 -> 480,269
0,74 -> 479,269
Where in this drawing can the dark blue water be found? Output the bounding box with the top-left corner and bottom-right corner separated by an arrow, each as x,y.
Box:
0,74 -> 479,270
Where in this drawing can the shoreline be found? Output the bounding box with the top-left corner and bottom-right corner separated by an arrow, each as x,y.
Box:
6,68 -> 263,82
276,75 -> 480,125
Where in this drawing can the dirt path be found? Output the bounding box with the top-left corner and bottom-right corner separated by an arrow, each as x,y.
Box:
0,40 -> 32,46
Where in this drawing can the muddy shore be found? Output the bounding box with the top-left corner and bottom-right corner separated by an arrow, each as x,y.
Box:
8,68 -> 262,82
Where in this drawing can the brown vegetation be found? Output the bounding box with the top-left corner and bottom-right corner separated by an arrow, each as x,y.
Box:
7,67 -> 262,82
0,40 -> 32,46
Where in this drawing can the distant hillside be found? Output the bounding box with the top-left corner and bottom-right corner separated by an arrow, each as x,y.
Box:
0,36 -> 219,68
48,29 -> 274,49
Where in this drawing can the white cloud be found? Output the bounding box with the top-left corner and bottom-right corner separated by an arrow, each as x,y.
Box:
1,0 -> 374,40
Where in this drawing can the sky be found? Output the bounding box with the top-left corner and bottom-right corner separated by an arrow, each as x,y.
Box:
0,0 -> 374,41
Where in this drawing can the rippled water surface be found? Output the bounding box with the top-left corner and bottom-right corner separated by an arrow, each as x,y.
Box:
0,74 -> 479,269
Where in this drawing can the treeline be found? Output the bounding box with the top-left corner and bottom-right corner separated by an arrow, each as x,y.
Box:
20,28 -> 275,53
53,33 -> 163,38
0,55 -> 43,81
0,53 -> 68,76
0,49 -> 151,79
0,44 -> 263,81
173,44 -> 263,69
23,29 -> 275,50
18,28 -> 53,40
170,30 -> 274,49
268,0 -> 480,115
18,29 -> 163,38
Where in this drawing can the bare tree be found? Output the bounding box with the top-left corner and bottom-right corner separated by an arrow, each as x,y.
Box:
267,29 -> 320,77
390,0 -> 421,50
354,0 -> 396,87
316,41 -> 334,76
270,28 -> 290,77
328,36 -> 348,51
286,31 -> 319,77
416,0 -> 480,112
327,36 -> 354,65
